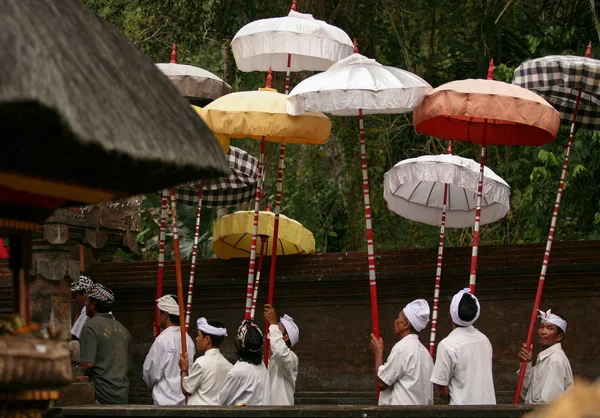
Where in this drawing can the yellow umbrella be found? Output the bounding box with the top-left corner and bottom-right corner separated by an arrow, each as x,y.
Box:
212,208 -> 315,319
201,71 -> 330,320
212,210 -> 315,259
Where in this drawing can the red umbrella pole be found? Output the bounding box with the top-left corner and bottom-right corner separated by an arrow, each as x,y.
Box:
250,237 -> 267,320
429,182 -> 448,358
169,189 -> 188,357
155,189 -> 169,338
184,186 -> 203,332
359,109 -> 380,337
244,136 -> 266,320
468,123 -> 487,294
513,81 -> 586,406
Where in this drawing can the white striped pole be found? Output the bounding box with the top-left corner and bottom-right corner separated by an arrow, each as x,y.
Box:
184,186 -> 203,331
429,182 -> 448,358
359,109 -> 380,338
468,124 -> 487,294
244,137 -> 266,319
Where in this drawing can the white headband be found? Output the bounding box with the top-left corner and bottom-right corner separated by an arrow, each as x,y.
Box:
156,295 -> 180,316
538,309 -> 567,333
279,314 -> 299,347
197,317 -> 227,337
450,288 -> 480,326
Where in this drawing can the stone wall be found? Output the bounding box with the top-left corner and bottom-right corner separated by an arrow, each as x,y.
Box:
2,240 -> 599,405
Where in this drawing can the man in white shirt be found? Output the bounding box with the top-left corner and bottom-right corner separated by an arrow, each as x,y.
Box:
264,304 -> 299,405
218,320 -> 270,406
142,295 -> 195,405
370,299 -> 434,405
179,317 -> 232,405
430,288 -> 496,405
518,309 -> 573,404
71,275 -> 93,340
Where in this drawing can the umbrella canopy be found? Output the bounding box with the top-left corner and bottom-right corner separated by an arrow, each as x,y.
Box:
287,53 -> 432,116
231,9 -> 353,72
212,210 -> 315,260
413,79 -> 561,146
512,53 -> 600,131
0,0 -> 228,223
384,154 -> 511,228
156,63 -> 232,102
174,146 -> 259,208
200,88 -> 331,144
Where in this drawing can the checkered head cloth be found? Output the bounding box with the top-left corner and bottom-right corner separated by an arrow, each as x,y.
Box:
235,320 -> 264,353
87,283 -> 114,304
513,54 -> 600,131
174,146 -> 258,208
71,274 -> 94,293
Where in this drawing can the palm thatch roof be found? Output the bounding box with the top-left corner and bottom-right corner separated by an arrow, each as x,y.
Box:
0,0 -> 229,222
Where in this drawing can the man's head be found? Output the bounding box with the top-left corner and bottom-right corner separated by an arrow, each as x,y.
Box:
85,283 -> 114,317
196,317 -> 227,353
71,275 -> 93,308
278,314 -> 299,349
235,320 -> 264,365
156,294 -> 180,328
450,288 -> 480,327
396,299 -> 430,337
537,309 -> 567,348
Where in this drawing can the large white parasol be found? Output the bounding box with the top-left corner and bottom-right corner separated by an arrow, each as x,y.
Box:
231,8 -> 353,73
287,46 -> 432,341
384,151 -> 510,357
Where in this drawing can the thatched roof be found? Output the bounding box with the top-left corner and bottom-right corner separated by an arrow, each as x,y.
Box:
0,0 -> 229,221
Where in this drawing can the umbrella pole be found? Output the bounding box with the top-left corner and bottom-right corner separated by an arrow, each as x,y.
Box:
169,188 -> 188,376
250,237 -> 267,320
513,85 -> 585,404
155,189 -> 169,338
358,109 -> 380,337
184,185 -> 203,332
429,182 -> 448,358
244,136 -> 266,320
468,121 -> 487,294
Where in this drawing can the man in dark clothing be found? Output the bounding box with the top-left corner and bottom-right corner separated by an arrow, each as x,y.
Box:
79,283 -> 132,404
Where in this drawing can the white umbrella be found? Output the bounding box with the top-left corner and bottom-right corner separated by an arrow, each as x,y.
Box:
232,8 -> 353,75
287,48 -> 432,339
230,3 -> 351,354
156,44 -> 231,103
384,151 -> 510,357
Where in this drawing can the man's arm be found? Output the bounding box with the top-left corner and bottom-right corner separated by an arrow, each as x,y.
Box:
179,352 -> 192,397
430,343 -> 454,404
78,324 -> 97,377
369,333 -> 390,391
142,341 -> 165,388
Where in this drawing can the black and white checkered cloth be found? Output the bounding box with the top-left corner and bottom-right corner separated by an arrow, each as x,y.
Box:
513,55 -> 600,131
174,146 -> 258,208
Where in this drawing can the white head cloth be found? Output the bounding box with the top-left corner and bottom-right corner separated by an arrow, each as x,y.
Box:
196,317 -> 227,337
156,295 -> 180,316
279,314 -> 299,347
450,288 -> 481,326
538,309 -> 567,333
403,299 -> 430,332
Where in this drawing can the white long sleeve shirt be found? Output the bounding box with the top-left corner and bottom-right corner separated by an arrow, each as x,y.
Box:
267,324 -> 299,405
142,326 -> 195,405
520,342 -> 573,404
183,348 -> 232,405
430,326 -> 496,405
71,306 -> 88,338
218,361 -> 271,406
377,334 -> 434,405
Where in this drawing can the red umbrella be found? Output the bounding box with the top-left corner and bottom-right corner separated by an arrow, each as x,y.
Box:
414,60 -> 560,293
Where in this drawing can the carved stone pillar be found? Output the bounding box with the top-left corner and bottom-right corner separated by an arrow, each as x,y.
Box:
29,198 -> 141,339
